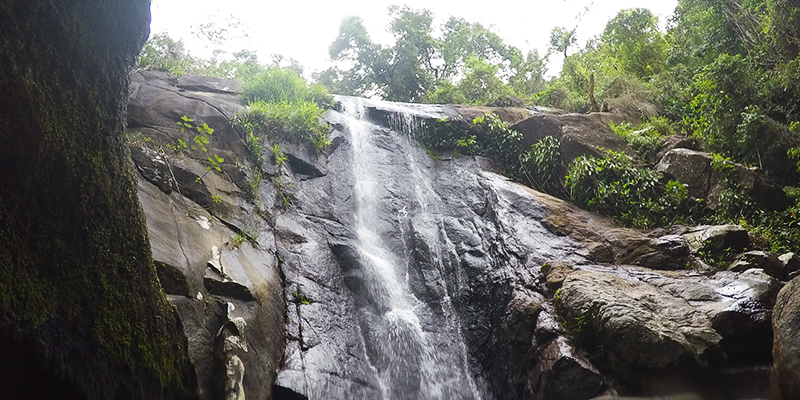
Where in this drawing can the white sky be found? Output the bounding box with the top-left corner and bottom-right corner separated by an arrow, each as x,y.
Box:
149,0 -> 678,78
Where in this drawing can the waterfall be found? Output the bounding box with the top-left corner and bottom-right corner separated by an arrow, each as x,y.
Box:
339,97 -> 482,400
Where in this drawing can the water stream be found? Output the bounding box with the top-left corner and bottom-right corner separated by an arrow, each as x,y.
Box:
339,97 -> 482,400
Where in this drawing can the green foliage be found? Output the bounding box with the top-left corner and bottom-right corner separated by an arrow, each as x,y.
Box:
272,176 -> 293,208
242,68 -> 333,108
232,231 -> 247,247
271,143 -> 287,170
610,120 -> 663,160
236,68 -> 333,153
172,115 -> 224,175
292,292 -> 314,305
566,150 -> 658,226
136,33 -> 192,75
565,150 -> 702,227
237,100 -> 330,153
410,113 -> 563,194
601,8 -> 667,79
522,136 -> 562,192
323,7 -> 545,105
245,132 -> 263,165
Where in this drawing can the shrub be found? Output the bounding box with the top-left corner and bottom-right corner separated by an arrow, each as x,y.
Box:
413,113 -> 564,195
236,68 -> 334,153
242,68 -> 334,108
521,136 -> 562,193
566,150 -> 667,227
238,100 -> 330,153
610,121 -> 662,161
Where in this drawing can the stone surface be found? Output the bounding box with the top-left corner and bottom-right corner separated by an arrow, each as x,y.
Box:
534,190 -> 690,270
779,252 -> 800,280
130,73 -> 284,400
542,261 -> 574,292
773,276 -> 800,400
0,2 -> 197,399
555,270 -> 722,374
656,148 -> 790,211
654,135 -> 696,164
529,337 -> 605,400
128,83 -> 787,399
727,250 -> 785,279
682,225 -> 751,256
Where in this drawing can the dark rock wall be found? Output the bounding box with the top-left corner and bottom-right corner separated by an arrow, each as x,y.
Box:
0,2 -> 197,399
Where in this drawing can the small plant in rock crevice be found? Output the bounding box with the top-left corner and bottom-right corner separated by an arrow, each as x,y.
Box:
291,292 -> 314,305
137,115 -> 227,211
271,143 -> 287,170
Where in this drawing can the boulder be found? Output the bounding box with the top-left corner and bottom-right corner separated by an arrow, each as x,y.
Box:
773,276 -> 800,400
727,250 -> 785,280
682,225 -> 750,256
529,337 -> 605,400
510,113 -> 637,177
542,261 -> 574,292
779,252 -> 800,280
656,148 -> 790,211
177,74 -> 242,94
533,189 -> 690,269
654,135 -> 696,163
646,268 -> 781,363
555,270 -> 722,375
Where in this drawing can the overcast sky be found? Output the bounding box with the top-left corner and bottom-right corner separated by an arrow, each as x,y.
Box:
149,0 -> 678,77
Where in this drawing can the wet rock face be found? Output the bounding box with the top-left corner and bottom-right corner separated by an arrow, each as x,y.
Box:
128,72 -> 284,400
556,270 -> 722,372
129,87 -> 785,400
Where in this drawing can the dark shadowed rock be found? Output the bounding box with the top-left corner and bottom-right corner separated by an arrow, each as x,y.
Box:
779,252 -> 800,280
728,250 -> 785,280
156,262 -> 192,297
773,276 -> 800,400
204,278 -> 256,302
530,337 -> 605,400
683,225 -> 750,256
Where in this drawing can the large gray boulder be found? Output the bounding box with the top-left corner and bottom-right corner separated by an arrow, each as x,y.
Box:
773,277 -> 800,400
510,113 -> 636,179
555,270 -> 722,373
655,148 -> 790,211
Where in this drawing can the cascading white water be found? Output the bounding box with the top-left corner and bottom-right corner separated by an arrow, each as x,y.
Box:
339,97 -> 482,400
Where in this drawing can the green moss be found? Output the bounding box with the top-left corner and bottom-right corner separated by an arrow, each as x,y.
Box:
0,1 -> 196,397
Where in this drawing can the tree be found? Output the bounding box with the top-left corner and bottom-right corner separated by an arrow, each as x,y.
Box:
549,26 -> 577,59
324,7 -> 545,105
602,8 -> 667,79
